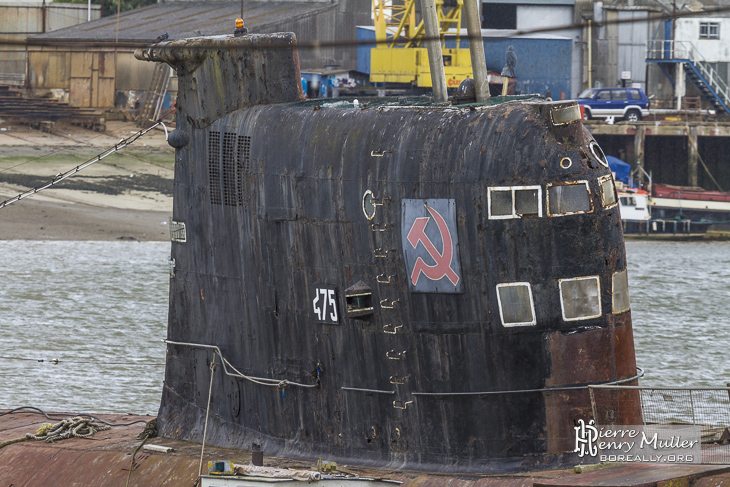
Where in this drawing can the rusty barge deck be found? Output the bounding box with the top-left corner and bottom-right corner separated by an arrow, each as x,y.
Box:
2,410 -> 730,487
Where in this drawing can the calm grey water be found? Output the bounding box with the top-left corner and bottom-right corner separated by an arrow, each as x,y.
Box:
627,240 -> 730,389
0,241 -> 169,415
0,240 -> 727,415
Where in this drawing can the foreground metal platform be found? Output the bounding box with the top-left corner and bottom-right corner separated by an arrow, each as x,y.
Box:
534,463 -> 730,487
2,410 -> 730,487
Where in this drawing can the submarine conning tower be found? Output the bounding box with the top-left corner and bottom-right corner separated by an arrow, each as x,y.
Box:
136,33 -> 641,474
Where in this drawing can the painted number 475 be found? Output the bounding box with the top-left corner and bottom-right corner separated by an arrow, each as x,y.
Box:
313,287 -> 338,324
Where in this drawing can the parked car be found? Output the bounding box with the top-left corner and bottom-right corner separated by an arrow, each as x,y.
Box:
576,87 -> 650,121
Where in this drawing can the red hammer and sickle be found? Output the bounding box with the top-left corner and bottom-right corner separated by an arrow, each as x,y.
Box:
406,205 -> 459,286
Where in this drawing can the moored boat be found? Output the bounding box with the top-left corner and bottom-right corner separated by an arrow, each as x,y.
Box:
609,153 -> 730,235
618,183 -> 730,235
651,183 -> 730,227
618,187 -> 652,234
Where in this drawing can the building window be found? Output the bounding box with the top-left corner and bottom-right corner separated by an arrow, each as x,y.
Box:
599,175 -> 617,208
482,3 -> 516,29
547,181 -> 592,216
699,22 -> 720,40
612,269 -> 631,314
496,283 -> 536,327
559,276 -> 602,321
488,186 -> 542,219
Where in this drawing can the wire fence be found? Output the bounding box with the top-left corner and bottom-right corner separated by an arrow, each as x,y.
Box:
589,385 -> 730,464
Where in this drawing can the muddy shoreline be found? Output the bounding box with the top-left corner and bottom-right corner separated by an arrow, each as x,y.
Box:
0,120 -> 174,241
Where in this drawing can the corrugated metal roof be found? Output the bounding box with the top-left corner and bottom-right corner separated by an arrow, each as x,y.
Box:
27,1 -> 335,44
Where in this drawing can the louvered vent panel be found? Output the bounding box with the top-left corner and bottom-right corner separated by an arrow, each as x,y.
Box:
237,135 -> 251,205
208,131 -> 222,205
209,132 -> 251,207
222,133 -> 237,206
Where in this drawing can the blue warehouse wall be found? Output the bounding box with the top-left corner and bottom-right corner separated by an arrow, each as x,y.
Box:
357,27 -> 376,74
357,27 -> 573,98
482,36 -> 572,98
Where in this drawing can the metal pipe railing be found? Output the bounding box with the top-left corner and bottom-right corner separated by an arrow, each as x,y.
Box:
647,40 -> 729,105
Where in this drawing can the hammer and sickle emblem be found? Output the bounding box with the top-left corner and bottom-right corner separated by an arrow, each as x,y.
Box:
406,205 -> 460,286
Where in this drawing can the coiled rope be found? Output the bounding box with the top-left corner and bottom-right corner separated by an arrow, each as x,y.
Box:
26,417 -> 110,443
0,416 -> 111,450
0,406 -> 147,426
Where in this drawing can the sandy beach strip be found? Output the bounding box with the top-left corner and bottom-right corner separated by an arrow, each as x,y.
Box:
0,120 -> 174,241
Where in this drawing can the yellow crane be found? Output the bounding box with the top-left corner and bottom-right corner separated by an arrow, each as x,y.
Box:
370,0 -> 474,88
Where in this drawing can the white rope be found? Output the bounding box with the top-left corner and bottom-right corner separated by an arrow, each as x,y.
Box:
164,340 -> 318,389
198,359 -> 216,478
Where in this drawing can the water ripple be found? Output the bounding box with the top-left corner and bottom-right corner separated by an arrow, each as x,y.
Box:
0,241 -> 168,415
627,240 -> 730,389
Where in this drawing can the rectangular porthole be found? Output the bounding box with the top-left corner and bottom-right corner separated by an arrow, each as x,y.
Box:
515,188 -> 539,215
490,189 -> 513,216
344,281 -> 374,318
559,276 -> 601,321
599,175 -> 617,208
550,104 -> 581,126
547,181 -> 592,216
496,282 -> 536,327
488,186 -> 542,219
612,269 -> 631,314
345,293 -> 374,317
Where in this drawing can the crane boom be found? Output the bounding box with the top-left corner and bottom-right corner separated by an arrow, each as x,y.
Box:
371,0 -> 474,88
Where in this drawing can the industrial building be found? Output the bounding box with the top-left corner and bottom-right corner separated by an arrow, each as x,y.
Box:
479,0 -> 583,98
19,0 -> 370,108
0,0 -> 101,86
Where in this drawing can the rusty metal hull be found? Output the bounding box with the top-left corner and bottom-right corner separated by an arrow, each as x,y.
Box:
139,34 -> 640,474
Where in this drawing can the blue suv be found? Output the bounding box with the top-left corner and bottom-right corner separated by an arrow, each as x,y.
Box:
577,87 -> 650,122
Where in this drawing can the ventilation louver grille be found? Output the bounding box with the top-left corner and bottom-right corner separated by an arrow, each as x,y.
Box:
208,132 -> 222,205
238,135 -> 251,204
208,131 -> 251,206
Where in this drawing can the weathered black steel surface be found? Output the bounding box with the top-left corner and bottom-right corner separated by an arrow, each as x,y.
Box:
140,33 -> 639,474
136,34 -> 304,128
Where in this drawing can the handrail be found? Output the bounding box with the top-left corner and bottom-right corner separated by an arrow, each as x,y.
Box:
590,384 -> 730,391
647,40 -> 729,107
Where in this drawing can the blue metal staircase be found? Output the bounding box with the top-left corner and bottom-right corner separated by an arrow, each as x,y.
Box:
647,40 -> 730,116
